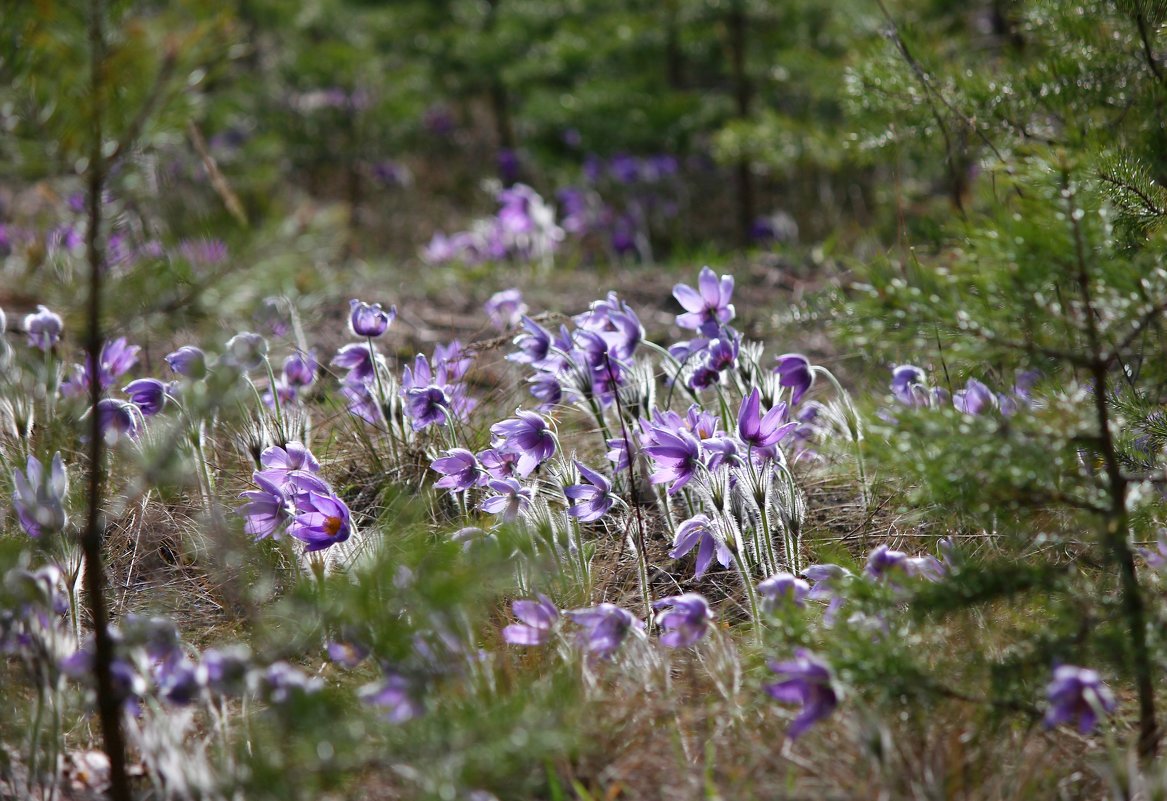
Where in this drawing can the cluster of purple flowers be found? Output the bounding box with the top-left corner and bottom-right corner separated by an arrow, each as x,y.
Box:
890,365 -> 1038,416
424,184 -> 564,267
799,543 -> 946,626
237,442 -> 354,552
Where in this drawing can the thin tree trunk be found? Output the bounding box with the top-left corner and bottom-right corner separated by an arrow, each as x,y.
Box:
728,1 -> 754,247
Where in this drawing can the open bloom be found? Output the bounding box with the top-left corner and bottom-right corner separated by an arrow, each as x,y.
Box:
644,428 -> 702,494
332,342 -> 380,383
765,649 -> 839,739
288,490 -> 352,552
350,299 -> 396,338
565,603 -> 642,660
431,449 -> 486,492
774,354 -> 814,405
25,306 -> 63,350
864,544 -> 945,584
653,593 -> 713,648
1044,665 -> 1116,733
63,338 -> 141,396
953,378 -> 997,416
758,572 -> 810,611
737,388 -> 795,449
258,442 -> 320,481
405,385 -> 452,429
12,453 -> 68,538
564,461 -> 616,522
501,594 -> 559,646
237,473 -> 292,541
485,289 -> 527,330
673,266 -> 735,336
491,410 -> 557,477
669,514 -> 732,579
480,478 -> 532,522
803,564 -> 853,626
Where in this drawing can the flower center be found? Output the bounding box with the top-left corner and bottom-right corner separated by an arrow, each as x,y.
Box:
323,516 -> 344,537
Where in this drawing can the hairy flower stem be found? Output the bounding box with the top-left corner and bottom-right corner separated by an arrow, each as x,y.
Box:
262,356 -> 288,444
730,548 -> 762,645
1067,173 -> 1159,758
82,1 -> 131,797
611,355 -> 652,619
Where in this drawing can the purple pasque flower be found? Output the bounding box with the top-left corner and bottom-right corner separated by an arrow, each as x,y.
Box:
349,299 -> 396,338
404,385 -> 452,430
257,442 -> 320,481
803,564 -> 853,626
485,289 -> 527,331
689,329 -> 740,390
764,649 -> 839,739
431,448 -> 486,492
565,603 -> 642,660
564,461 -> 617,522
1044,665 -> 1117,733
198,645 -> 253,696
673,266 -> 735,336
283,351 -> 317,388
433,340 -> 474,383
164,346 -> 206,379
93,399 -> 142,442
644,427 -> 703,494
774,354 -> 814,405
758,572 -> 810,611
501,594 -> 559,646
653,593 -> 714,648
237,472 -> 292,540
509,316 -> 555,367
62,337 -> 142,396
573,293 -> 644,361
490,410 -> 557,477
953,378 -> 997,416
528,371 -> 563,411
332,342 -> 380,383
890,364 -> 948,408
864,544 -> 945,584
288,490 -> 353,552
359,672 -> 423,723
11,453 -> 69,538
24,305 -> 63,350
327,639 -> 370,668
223,332 -> 268,372
737,388 -> 796,450
669,514 -> 733,579
1139,530 -> 1167,570
123,378 -> 168,416
478,448 -> 520,481
259,662 -> 322,704
479,478 -> 533,522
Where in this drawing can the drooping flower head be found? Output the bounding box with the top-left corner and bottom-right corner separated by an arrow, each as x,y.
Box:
764,649 -> 839,739
491,410 -> 557,477
669,514 -> 732,579
123,378 -> 168,416
1044,665 -> 1116,733
672,266 -> 735,336
774,354 -> 814,405
349,299 -> 396,338
564,461 -> 617,522
92,399 -> 142,442
653,593 -> 714,648
11,453 -> 69,538
164,346 -> 207,379
25,305 -> 63,351
404,385 -> 452,430
501,594 -> 559,646
565,603 -> 642,660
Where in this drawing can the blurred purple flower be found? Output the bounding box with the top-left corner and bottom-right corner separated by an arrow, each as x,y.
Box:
332,342 -> 379,383
764,649 -> 839,739
327,639 -> 369,669
485,289 -> 527,331
24,303 -> 63,350
223,332 -> 268,372
93,399 -> 142,442
283,351 -> 317,388
774,354 -> 814,405
565,603 -> 641,660
953,378 -> 997,416
237,472 -> 292,541
360,672 -> 423,723
177,238 -> 228,266
1044,665 -> 1116,733
501,594 -> 559,646
62,337 -> 141,396
11,453 -> 68,538
758,572 -> 810,611
803,564 -> 853,626
653,593 -> 713,648
165,346 -> 206,379
258,442 -> 320,481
